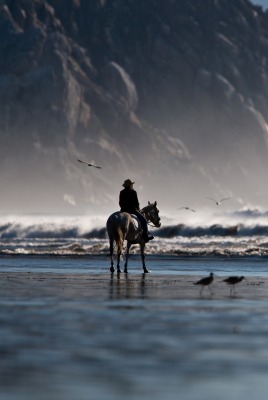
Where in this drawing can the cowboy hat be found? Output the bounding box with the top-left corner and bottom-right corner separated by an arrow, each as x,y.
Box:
122,179 -> 135,187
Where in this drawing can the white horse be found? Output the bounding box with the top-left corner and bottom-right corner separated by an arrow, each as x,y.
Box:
106,201 -> 161,273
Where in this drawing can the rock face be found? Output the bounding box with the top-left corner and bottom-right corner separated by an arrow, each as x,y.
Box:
0,0 -> 268,213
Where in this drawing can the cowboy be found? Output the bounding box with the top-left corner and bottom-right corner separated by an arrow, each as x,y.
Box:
119,179 -> 154,242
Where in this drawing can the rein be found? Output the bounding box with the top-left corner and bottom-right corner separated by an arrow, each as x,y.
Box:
141,204 -> 160,227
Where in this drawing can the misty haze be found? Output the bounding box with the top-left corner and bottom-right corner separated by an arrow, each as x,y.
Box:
1,0 -> 268,215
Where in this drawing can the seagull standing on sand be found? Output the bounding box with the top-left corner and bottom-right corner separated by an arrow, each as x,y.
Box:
194,272 -> 214,295
206,197 -> 230,206
177,207 -> 196,212
77,159 -> 102,169
223,276 -> 245,296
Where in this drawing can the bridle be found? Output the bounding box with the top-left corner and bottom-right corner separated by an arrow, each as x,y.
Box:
141,202 -> 161,228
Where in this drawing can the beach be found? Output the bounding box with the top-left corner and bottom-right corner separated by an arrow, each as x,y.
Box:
1,256 -> 268,400
2,0 -> 268,398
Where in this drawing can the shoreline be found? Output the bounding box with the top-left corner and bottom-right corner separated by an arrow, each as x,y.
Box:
0,271 -> 266,301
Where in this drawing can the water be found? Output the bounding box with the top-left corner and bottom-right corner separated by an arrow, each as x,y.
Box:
1,254 -> 268,276
1,261 -> 268,400
1,209 -> 268,400
1,207 -> 268,257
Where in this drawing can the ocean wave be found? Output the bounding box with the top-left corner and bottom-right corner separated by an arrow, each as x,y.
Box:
1,234 -> 268,257
1,242 -> 268,257
229,207 -> 268,218
0,216 -> 107,239
1,209 -> 268,240
1,221 -> 268,239
156,223 -> 268,237
1,212 -> 268,258
0,224 -> 107,239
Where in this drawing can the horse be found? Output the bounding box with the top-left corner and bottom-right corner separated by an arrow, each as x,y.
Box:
106,201 -> 161,273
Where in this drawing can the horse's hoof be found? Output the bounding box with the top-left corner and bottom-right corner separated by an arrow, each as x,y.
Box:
110,266 -> 115,273
124,268 -> 128,274
143,268 -> 149,273
117,268 -> 121,274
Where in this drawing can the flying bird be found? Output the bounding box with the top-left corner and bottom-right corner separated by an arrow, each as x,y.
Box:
223,276 -> 245,295
177,207 -> 196,212
194,272 -> 214,295
206,197 -> 230,206
77,159 -> 102,169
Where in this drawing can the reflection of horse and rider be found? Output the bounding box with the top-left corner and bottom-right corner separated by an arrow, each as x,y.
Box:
119,179 -> 154,243
106,179 -> 161,273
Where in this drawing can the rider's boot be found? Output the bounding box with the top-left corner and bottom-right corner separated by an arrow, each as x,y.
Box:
144,234 -> 154,243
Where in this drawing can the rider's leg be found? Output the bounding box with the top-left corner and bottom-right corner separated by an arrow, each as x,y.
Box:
134,211 -> 154,242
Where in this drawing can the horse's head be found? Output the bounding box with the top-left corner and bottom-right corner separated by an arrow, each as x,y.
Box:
142,201 -> 161,227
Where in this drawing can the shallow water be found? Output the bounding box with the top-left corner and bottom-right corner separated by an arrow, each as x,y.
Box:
1,256 -> 268,400
0,254 -> 268,276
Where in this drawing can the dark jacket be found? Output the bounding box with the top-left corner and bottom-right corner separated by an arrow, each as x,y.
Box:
119,187 -> 140,213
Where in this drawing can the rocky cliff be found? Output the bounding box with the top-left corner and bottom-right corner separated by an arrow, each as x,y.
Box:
0,0 -> 268,213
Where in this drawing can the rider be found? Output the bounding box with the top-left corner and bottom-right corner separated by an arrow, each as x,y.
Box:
119,179 -> 154,243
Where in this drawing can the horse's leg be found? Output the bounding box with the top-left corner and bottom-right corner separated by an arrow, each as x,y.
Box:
109,239 -> 115,273
140,243 -> 149,273
116,239 -> 122,273
116,251 -> 121,273
124,242 -> 131,273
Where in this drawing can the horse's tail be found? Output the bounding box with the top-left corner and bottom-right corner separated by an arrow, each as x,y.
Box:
114,223 -> 124,255
107,213 -> 126,255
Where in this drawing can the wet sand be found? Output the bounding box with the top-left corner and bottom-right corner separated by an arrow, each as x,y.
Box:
1,271 -> 268,400
0,271 -> 266,300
